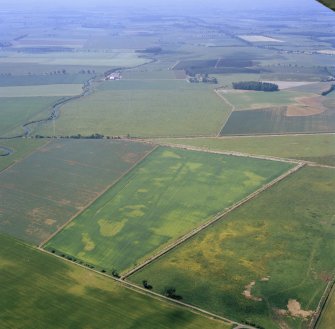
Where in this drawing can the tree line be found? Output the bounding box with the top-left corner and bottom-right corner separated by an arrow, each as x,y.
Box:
232,81 -> 279,92
322,84 -> 335,96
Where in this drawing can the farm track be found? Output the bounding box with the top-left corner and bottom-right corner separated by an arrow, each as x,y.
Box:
37,246 -> 256,329
214,88 -> 236,137
141,140 -> 300,164
144,140 -> 335,169
39,145 -> 158,248
121,161 -> 305,279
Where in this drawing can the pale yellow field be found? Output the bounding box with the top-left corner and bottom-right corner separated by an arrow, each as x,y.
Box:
238,35 -> 284,42
0,84 -> 83,97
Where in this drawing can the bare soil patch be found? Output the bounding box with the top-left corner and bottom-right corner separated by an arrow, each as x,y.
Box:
287,299 -> 314,318
286,96 -> 325,117
45,218 -> 56,226
263,81 -> 315,90
276,299 -> 314,319
242,281 -> 262,302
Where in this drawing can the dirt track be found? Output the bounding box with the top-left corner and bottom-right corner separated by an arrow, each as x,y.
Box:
214,88 -> 236,137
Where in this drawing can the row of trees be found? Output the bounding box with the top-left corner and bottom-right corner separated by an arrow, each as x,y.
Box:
232,81 -> 279,92
34,134 -> 127,140
322,84 -> 335,96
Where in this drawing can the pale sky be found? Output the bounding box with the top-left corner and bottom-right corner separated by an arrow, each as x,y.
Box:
0,0 -> 326,11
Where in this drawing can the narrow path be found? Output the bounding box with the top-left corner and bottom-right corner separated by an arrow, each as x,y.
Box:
214,88 -> 236,137
121,162 -> 305,279
146,140 -> 335,169
153,141 -> 299,164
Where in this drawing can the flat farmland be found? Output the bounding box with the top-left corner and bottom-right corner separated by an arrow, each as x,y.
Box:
130,167 -> 335,329
37,80 -> 230,138
46,147 -> 293,273
0,84 -> 83,97
0,140 -> 153,244
0,51 -> 149,67
317,286 -> 335,329
0,139 -> 48,172
155,134 -> 335,166
0,234 -> 230,329
0,73 -> 93,87
220,106 -> 335,135
0,97 -> 60,137
220,90 -> 307,111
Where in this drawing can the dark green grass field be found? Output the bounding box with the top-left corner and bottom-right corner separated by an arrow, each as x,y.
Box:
221,107 -> 335,135
0,97 -> 60,137
0,234 -> 230,329
46,147 -> 293,273
130,166 -> 335,329
0,140 -> 153,244
155,134 -> 335,166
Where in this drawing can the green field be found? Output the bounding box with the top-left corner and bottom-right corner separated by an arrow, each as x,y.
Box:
130,166 -> 335,329
0,234 -> 230,329
221,107 -> 335,135
221,90 -> 306,110
0,84 -> 83,97
0,140 -> 153,244
0,139 -> 47,172
37,80 -> 230,138
155,134 -> 335,166
317,285 -> 335,329
0,97 -> 60,137
0,73 -> 93,87
0,51 -> 149,67
46,147 -> 293,273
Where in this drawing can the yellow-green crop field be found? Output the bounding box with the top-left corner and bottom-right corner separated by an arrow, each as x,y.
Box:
45,146 -> 293,273
130,166 -> 335,329
0,234 -> 230,329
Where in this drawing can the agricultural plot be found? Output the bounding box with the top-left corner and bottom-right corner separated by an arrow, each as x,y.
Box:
0,140 -> 153,244
238,35 -> 284,43
0,97 -> 60,137
37,80 -> 230,138
46,147 -> 293,273
220,90 -> 307,111
0,84 -> 83,97
156,134 -> 335,166
130,166 -> 335,329
0,234 -> 229,329
0,51 -> 149,68
0,139 -> 47,172
0,73 -> 93,87
220,106 -> 335,135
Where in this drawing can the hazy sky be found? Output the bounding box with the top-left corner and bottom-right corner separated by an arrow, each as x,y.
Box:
0,0 -> 321,9
0,0 -> 327,12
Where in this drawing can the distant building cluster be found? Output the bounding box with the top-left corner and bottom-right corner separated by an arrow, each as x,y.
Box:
187,73 -> 217,84
105,72 -> 122,80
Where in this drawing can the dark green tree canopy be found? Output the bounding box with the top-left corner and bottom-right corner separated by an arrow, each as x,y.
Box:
317,0 -> 335,11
